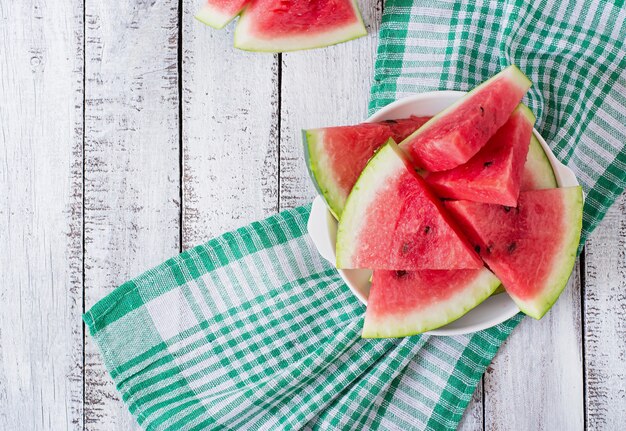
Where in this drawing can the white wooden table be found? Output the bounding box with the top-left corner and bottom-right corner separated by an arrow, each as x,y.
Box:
1,1 -> 625,430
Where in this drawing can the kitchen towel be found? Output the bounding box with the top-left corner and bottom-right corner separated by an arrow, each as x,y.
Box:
85,1 -> 626,430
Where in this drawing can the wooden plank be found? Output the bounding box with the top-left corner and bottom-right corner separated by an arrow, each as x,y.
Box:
484,263 -> 584,430
583,192 -> 626,429
278,0 -> 383,211
83,1 -> 180,429
279,2 -> 487,426
181,0 -> 279,246
0,1 -> 84,429
458,380 -> 483,431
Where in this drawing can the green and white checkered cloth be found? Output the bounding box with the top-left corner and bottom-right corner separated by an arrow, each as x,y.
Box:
86,1 -> 626,430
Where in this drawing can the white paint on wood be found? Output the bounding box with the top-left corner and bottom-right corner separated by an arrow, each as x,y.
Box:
0,0 -> 84,429
484,262 -> 584,430
83,1 -> 180,429
278,0 -> 491,424
458,380 -> 483,431
1,0 -> 625,428
583,192 -> 626,430
182,0 -> 279,247
279,0 -> 383,211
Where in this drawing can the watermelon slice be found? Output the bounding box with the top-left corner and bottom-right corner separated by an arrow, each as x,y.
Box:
362,268 -> 501,337
233,0 -> 367,52
424,104 -> 536,206
444,187 -> 583,319
336,141 -> 482,270
521,135 -> 558,191
195,0 -> 250,29
304,116 -> 430,218
400,65 -> 532,171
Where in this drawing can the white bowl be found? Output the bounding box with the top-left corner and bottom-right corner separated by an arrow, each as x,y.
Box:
307,91 -> 580,336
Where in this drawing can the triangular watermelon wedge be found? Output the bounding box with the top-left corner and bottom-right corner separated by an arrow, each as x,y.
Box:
400,65 -> 532,171
195,0 -> 250,29
336,140 -> 482,270
304,116 -> 430,218
425,104 -> 536,206
234,0 -> 367,52
363,268 -> 501,337
444,187 -> 583,319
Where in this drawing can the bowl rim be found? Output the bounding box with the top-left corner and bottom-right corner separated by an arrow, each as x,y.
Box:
307,90 -> 580,336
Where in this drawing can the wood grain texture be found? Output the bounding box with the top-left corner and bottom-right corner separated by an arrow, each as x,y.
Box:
181,0 -> 279,247
0,1 -> 84,429
1,0 -> 626,428
83,1 -> 180,429
458,380 -> 484,431
484,262 -> 584,431
278,0 -> 383,211
583,192 -> 626,430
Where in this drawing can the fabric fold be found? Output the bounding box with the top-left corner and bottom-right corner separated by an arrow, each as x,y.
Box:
87,1 -> 626,429
85,205 -> 519,430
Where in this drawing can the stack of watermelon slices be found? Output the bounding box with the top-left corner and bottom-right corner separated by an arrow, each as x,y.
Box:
195,0 -> 367,52
303,65 -> 583,337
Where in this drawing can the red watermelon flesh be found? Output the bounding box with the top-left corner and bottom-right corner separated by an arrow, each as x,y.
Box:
363,268 -> 501,337
195,0 -> 250,29
400,65 -> 532,171
425,104 -> 535,206
234,0 -> 367,52
384,117 -> 432,142
336,141 -> 482,270
444,187 -> 583,319
304,116 -> 430,218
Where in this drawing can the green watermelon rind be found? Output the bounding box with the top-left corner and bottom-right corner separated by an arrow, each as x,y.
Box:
523,135 -> 558,190
233,0 -> 367,52
513,186 -> 583,319
398,65 -> 532,164
516,103 -> 536,125
362,269 -> 501,338
336,140 -> 404,268
195,4 -> 240,30
303,129 -> 344,220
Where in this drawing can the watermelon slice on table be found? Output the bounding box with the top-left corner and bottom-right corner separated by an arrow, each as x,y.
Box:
362,268 -> 501,337
521,135 -> 558,191
195,0 -> 249,29
444,187 -> 583,319
304,116 -> 430,218
233,0 -> 367,52
425,104 -> 536,206
400,65 -> 532,171
336,140 -> 482,270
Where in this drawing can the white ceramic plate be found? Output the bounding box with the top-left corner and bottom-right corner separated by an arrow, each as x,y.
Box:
307,91 -> 580,336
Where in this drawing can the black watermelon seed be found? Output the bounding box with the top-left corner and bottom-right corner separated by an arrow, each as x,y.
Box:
383,119 -> 398,124
507,242 -> 517,253
484,161 -> 493,167
503,206 -> 512,212
479,106 -> 485,116
424,225 -> 431,234
474,245 -> 481,254
396,270 -> 408,278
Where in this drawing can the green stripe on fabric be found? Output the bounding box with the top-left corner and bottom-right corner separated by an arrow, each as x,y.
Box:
83,281 -> 141,334
438,0 -> 462,86
84,205 -> 313,334
425,318 -> 522,430
369,0 -> 414,113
